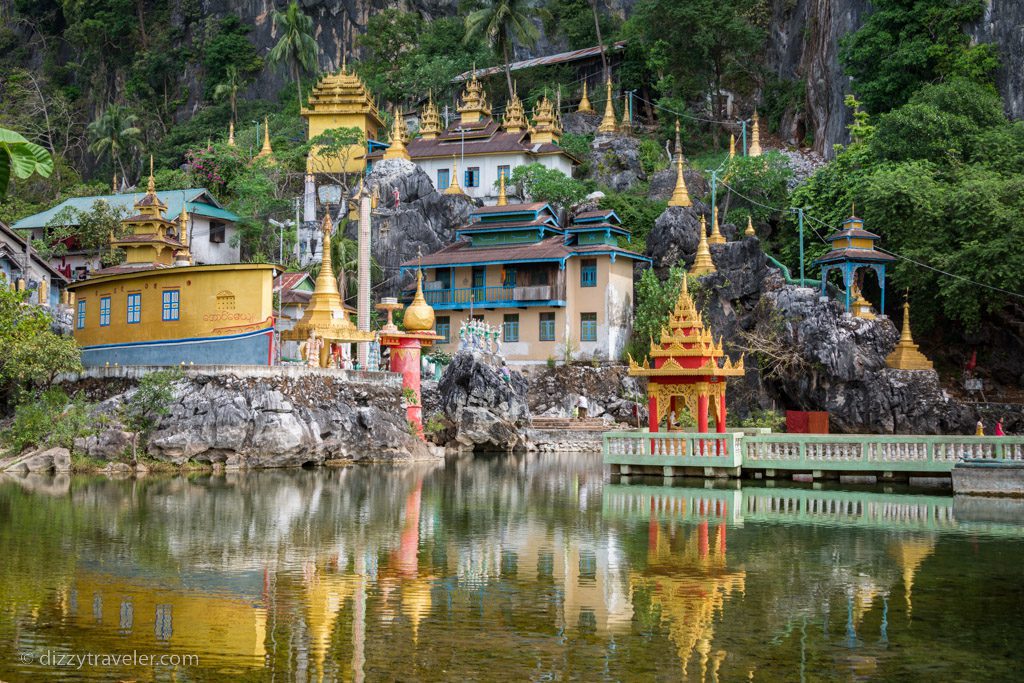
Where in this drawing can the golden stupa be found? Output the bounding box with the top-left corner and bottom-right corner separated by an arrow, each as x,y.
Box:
577,81 -> 593,113
885,298 -> 934,370
253,116 -> 275,164
690,215 -> 717,276
598,76 -> 618,134
708,207 -> 726,245
667,120 -> 692,208
403,268 -> 435,332
282,213 -> 374,364
744,216 -> 756,237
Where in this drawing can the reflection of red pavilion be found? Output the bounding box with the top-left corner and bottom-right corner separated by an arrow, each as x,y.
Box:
628,276 -> 744,435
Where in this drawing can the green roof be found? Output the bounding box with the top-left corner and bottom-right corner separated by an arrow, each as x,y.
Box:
11,188 -> 239,231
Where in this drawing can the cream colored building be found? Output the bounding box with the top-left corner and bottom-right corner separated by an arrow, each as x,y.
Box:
402,203 -> 648,364
369,74 -> 578,204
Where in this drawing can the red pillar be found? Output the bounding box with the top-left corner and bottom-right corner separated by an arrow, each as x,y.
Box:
717,394 -> 727,433
648,394 -> 659,433
389,336 -> 424,438
698,393 -> 709,433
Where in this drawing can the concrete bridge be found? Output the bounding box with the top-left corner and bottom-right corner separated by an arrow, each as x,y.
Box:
603,430 -> 1024,481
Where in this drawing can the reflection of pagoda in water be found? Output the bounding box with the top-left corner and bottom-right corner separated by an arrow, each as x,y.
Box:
632,518 -> 745,679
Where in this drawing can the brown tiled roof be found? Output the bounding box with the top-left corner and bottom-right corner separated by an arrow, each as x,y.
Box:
401,237 -> 650,268
473,202 -> 551,215
814,248 -> 896,264
123,213 -> 175,224
438,119 -> 499,139
275,272 -> 311,293
367,125 -> 573,161
566,221 -> 628,232
135,194 -> 166,207
574,210 -> 615,221
281,289 -> 312,305
90,262 -> 173,276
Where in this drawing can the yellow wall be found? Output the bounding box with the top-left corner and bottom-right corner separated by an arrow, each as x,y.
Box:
306,112 -> 381,174
849,237 -> 875,249
68,265 -> 276,346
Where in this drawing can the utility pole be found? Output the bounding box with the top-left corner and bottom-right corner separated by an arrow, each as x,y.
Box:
797,207 -> 805,286
741,120 -> 748,157
707,169 -> 718,226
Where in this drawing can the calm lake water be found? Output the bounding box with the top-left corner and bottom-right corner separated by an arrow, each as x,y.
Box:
1,454 -> 1023,682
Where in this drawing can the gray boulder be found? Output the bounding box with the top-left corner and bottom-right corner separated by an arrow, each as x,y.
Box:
562,111 -> 600,135
527,364 -> 645,425
436,351 -> 531,451
5,447 -> 71,474
349,159 -> 477,298
588,134 -> 646,192
146,373 -> 435,466
74,428 -> 134,461
648,168 -> 709,203
646,204 -> 708,269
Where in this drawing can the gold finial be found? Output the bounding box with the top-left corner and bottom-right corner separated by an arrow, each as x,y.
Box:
667,120 -> 692,208
254,116 -> 275,162
744,215 -> 756,237
709,206 -> 726,244
578,80 -> 593,113
749,109 -> 762,157
112,172 -> 118,194
383,107 -> 411,160
598,75 -> 617,134
851,201 -> 857,218
729,134 -> 736,159
690,214 -> 716,275
497,172 -> 508,206
228,119 -> 236,146
444,155 -> 464,195
147,155 -> 155,193
502,88 -> 528,133
420,90 -> 442,139
341,52 -> 347,73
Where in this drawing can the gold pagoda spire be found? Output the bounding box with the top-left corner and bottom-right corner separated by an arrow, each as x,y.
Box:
748,110 -> 762,157
667,120 -> 692,208
619,92 -> 632,133
444,155 -> 464,195
708,207 -> 726,245
383,107 -> 411,161
420,92 -> 442,140
598,76 -> 617,134
457,70 -> 491,124
529,94 -> 562,144
729,134 -> 736,159
690,214 -> 716,275
502,86 -> 528,133
496,172 -> 508,206
744,216 -> 756,237
578,81 -> 593,113
228,119 -> 236,146
146,155 -> 156,194
112,172 -> 118,194
254,116 -> 275,163
885,295 -> 934,370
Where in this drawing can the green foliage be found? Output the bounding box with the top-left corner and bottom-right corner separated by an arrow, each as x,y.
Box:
637,137 -> 668,175
3,388 -> 94,454
203,16 -> 263,102
402,387 -> 420,405
86,105 -> 142,179
268,0 -> 319,104
509,163 -> 592,208
464,0 -> 550,96
121,369 -> 181,436
737,409 -> 786,431
598,190 -> 665,255
839,0 -> 998,114
543,0 -> 621,50
427,348 -> 453,365
760,77 -> 806,137
625,266 -> 685,363
357,11 -> 491,107
720,151 -> 793,229
40,200 -> 130,265
0,287 -> 82,400
0,127 -> 54,198
559,132 -> 593,168
783,79 -> 1024,331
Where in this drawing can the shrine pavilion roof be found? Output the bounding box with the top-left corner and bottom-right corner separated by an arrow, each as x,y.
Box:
813,248 -> 896,265
399,236 -> 648,270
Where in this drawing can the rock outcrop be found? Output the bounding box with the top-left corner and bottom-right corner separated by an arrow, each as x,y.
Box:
435,351 -> 531,451
588,134 -> 647,192
350,159 -> 477,297
140,372 -> 435,466
527,364 -> 645,424
647,168 -> 709,203
2,446 -> 72,474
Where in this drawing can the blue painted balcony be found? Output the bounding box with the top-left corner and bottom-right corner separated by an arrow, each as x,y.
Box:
417,283 -> 566,310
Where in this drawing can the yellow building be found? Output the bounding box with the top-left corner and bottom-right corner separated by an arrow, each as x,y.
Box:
301,66 -> 386,174
401,202 -> 649,364
66,165 -> 281,366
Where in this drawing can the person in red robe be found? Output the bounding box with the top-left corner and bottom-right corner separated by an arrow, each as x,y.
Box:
995,418 -> 1006,436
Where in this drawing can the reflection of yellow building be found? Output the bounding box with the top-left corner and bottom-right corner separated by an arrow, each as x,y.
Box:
889,537 -> 936,617
62,572 -> 266,668
303,562 -> 358,682
66,164 -> 280,366
301,66 -> 385,174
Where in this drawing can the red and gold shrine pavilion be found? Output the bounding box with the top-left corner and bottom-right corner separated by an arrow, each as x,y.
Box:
628,276 -> 745,434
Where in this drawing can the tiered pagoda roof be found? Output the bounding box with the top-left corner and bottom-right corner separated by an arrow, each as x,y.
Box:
628,276 -> 745,378
813,214 -> 896,266
301,66 -> 384,128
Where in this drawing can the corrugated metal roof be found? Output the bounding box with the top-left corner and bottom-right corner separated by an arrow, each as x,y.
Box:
452,41 -> 627,83
11,189 -> 239,231
400,236 -> 648,269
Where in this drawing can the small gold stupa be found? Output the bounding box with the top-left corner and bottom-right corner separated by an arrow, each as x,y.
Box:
403,268 -> 435,333
690,215 -> 716,276
885,297 -> 933,370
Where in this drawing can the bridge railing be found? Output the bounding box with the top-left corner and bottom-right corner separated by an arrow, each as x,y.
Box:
603,431 -> 742,468
743,434 -> 1024,472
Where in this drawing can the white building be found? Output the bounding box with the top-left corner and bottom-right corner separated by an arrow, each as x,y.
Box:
367,74 -> 578,204
13,188 -> 241,281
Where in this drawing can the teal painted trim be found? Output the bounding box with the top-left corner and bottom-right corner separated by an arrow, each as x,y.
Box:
402,257 -> 563,273
572,249 -> 653,264
573,210 -> 621,224
765,253 -> 821,287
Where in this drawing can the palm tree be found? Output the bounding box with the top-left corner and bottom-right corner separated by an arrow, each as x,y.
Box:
87,105 -> 142,181
464,0 -> 548,98
213,65 -> 242,124
268,1 -> 319,106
